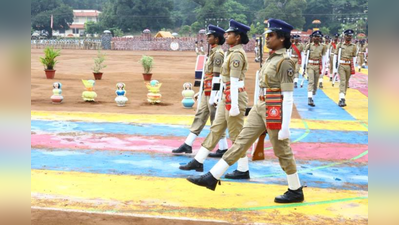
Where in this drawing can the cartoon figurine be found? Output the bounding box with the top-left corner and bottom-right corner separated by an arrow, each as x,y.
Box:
82,79 -> 97,101
146,80 -> 162,104
115,82 -> 128,106
51,82 -> 63,103
181,82 -> 195,108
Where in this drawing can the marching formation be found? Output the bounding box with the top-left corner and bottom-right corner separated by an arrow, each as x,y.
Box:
171,18 -> 368,204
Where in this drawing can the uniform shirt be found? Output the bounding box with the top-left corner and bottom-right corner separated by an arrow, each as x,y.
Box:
204,45 -> 224,74
221,44 -> 248,83
329,41 -> 339,56
290,42 -> 304,56
259,48 -> 295,92
305,43 -> 327,60
335,41 -> 357,60
358,43 -> 368,53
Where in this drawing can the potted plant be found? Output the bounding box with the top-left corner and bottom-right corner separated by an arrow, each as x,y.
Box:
92,50 -> 107,80
139,55 -> 154,81
40,47 -> 61,79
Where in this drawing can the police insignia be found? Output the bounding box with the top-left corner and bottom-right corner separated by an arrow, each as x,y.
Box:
233,60 -> 240,68
287,68 -> 294,77
215,59 -> 222,66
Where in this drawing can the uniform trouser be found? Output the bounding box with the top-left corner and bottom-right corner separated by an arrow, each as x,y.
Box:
291,58 -> 300,78
190,92 -> 226,139
329,54 -> 334,74
338,65 -> 351,95
307,64 -> 321,95
202,91 -> 248,150
358,55 -> 364,67
222,100 -> 297,175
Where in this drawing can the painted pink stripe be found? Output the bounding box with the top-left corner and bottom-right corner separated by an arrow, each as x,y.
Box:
32,134 -> 368,162
349,73 -> 368,97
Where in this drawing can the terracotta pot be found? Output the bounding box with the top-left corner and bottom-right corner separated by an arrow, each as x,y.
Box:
142,73 -> 152,81
93,72 -> 103,80
45,69 -> 56,79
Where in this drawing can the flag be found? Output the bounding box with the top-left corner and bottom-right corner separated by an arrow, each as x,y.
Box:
50,14 -> 53,29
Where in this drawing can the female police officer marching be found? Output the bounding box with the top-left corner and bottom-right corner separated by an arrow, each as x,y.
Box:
178,19 -> 251,179
186,18 -> 305,204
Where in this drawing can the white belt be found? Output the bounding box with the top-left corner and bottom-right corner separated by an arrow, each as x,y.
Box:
308,60 -> 319,63
339,60 -> 351,64
291,55 -> 298,58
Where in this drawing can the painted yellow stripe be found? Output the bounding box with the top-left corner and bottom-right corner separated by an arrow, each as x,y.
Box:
322,76 -> 368,123
31,170 -> 368,224
31,111 -> 367,131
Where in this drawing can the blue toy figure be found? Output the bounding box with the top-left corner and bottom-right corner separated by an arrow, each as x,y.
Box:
181,82 -> 195,108
115,82 -> 128,106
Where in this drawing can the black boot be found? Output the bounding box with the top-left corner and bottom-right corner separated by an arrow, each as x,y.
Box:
225,170 -> 250,179
172,143 -> 192,154
338,99 -> 347,107
308,98 -> 315,107
329,77 -> 333,82
179,159 -> 203,172
319,82 -> 323,89
208,149 -> 227,158
294,82 -> 298,88
187,172 -> 221,191
274,187 -> 304,203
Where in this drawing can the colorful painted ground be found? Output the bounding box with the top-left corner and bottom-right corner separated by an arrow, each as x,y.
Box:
31,70 -> 368,224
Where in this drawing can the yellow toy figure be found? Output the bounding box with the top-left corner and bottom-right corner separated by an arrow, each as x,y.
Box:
146,80 -> 162,104
82,79 -> 97,102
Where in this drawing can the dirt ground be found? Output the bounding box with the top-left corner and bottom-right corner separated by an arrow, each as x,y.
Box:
31,209 -> 229,225
31,49 -> 300,118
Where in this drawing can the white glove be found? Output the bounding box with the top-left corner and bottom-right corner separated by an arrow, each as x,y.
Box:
278,91 -> 293,140
229,77 -> 240,117
229,105 -> 240,117
209,76 -> 220,105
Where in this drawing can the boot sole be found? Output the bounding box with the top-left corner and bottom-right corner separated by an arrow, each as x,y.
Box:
274,198 -> 304,203
179,167 -> 203,172
225,176 -> 250,180
186,178 -> 216,191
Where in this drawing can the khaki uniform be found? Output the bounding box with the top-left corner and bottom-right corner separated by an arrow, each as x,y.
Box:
328,41 -> 339,74
222,48 -> 297,174
290,43 -> 304,78
357,43 -> 368,67
190,46 -> 225,137
335,42 -> 357,94
305,43 -> 326,94
202,44 -> 248,150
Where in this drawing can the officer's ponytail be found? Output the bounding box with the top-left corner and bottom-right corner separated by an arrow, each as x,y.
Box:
276,30 -> 291,49
235,32 -> 249,45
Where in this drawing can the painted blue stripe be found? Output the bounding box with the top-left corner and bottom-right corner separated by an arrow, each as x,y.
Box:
31,120 -> 368,144
31,148 -> 368,190
293,79 -> 356,121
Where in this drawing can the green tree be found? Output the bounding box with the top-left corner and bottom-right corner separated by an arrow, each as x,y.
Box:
61,0 -> 108,10
85,21 -> 104,35
100,0 -> 174,33
31,1 -> 74,37
191,21 -> 202,33
179,25 -> 192,36
258,0 -> 307,30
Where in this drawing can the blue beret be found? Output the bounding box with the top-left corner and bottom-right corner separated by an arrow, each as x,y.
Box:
294,34 -> 301,39
225,19 -> 250,34
312,30 -> 323,37
207,24 -> 225,36
334,33 -> 340,37
344,29 -> 355,36
265,18 -> 293,34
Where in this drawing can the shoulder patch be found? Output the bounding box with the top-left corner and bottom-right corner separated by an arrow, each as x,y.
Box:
287,68 -> 294,77
215,58 -> 222,66
233,60 -> 240,68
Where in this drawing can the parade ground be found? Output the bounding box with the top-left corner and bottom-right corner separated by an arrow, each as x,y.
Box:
31,49 -> 368,224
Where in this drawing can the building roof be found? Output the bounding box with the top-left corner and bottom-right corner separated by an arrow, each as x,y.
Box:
70,24 -> 85,29
73,10 -> 101,17
154,31 -> 174,38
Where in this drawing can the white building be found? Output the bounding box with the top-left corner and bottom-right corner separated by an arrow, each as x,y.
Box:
53,10 -> 101,37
